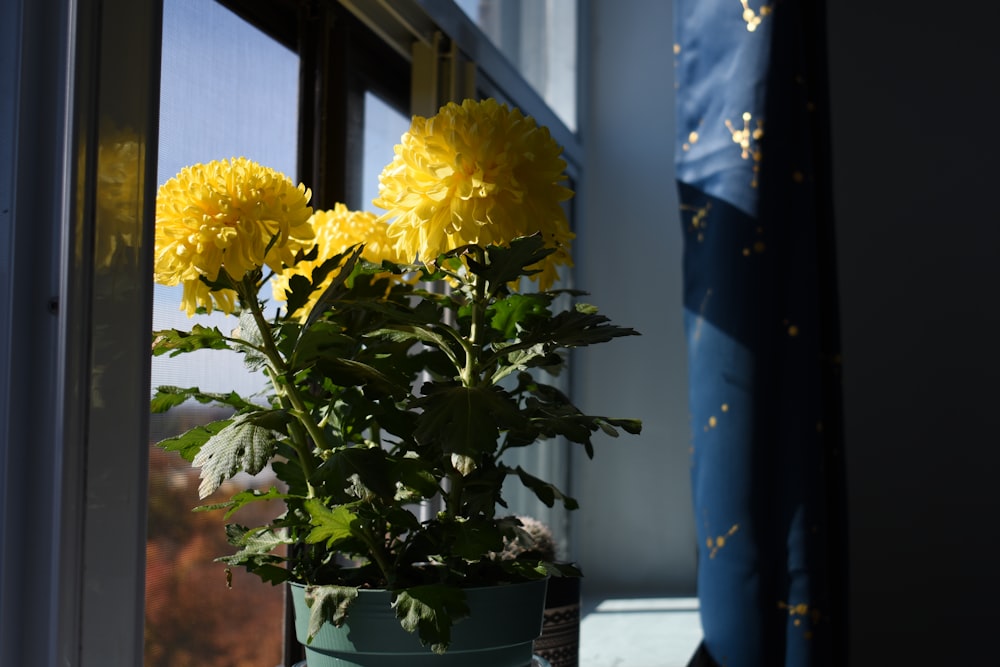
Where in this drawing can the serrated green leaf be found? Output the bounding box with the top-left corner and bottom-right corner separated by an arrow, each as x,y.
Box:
150,386 -> 255,413
468,234 -> 553,289
303,585 -> 359,642
304,499 -> 358,547
191,412 -> 283,498
232,311 -> 269,371
367,325 -> 456,361
303,245 -> 365,330
489,293 -> 551,339
394,585 -> 469,653
318,358 -> 409,398
414,385 -> 524,460
217,524 -> 290,572
151,325 -> 231,357
392,457 -> 440,500
157,419 -> 232,462
281,272 -> 315,319
537,309 -> 641,347
195,486 -> 286,520
492,345 -> 563,384
149,387 -> 192,413
314,447 -> 396,501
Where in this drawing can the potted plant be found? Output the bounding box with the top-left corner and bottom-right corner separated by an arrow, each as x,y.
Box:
151,98 -> 641,666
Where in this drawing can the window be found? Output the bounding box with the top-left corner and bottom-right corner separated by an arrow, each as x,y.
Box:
454,0 -> 577,131
0,0 -> 583,664
146,1 -> 299,665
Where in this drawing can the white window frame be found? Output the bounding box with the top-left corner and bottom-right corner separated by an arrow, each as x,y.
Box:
0,0 -> 160,665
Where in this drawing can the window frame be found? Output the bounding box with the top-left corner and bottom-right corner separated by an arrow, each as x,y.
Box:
0,0 -> 162,665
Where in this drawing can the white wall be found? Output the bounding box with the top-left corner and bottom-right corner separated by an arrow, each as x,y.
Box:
827,1 -> 1000,663
571,0 -> 697,597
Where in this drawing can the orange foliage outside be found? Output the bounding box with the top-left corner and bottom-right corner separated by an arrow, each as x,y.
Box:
145,409 -> 284,667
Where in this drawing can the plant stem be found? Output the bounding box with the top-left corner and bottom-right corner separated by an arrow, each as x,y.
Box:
357,522 -> 395,586
461,249 -> 488,389
240,278 -> 322,495
447,249 -> 488,518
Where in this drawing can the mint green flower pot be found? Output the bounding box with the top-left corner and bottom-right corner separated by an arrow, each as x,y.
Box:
290,579 -> 548,667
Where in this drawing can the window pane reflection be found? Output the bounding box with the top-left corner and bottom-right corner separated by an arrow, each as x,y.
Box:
146,0 -> 298,665
455,0 -> 577,131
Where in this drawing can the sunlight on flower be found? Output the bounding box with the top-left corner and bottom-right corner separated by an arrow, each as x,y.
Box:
272,204 -> 403,321
154,157 -> 314,315
374,98 -> 575,290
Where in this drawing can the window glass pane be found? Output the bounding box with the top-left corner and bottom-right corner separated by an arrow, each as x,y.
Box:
362,90 -> 411,211
146,1 -> 299,665
454,0 -> 577,131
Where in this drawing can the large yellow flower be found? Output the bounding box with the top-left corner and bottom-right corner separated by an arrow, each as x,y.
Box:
155,157 -> 314,315
374,98 -> 575,290
272,204 -> 403,321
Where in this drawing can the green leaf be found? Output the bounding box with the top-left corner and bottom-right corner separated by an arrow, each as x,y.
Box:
394,585 -> 469,653
489,293 -> 551,339
511,466 -> 579,510
191,412 -> 285,498
303,585 -> 359,642
318,358 -> 409,398
303,245 -> 365,329
595,417 -> 643,437
150,386 -> 255,413
469,234 -> 553,289
232,311 -> 269,371
303,499 -> 358,548
151,325 -> 231,357
314,447 -> 396,501
491,344 -> 563,384
368,324 -> 457,361
413,385 -> 524,460
195,486 -> 287,520
543,307 -> 641,347
290,320 -> 354,366
281,273 -> 315,319
217,524 -> 290,572
449,518 -> 505,560
156,419 -> 232,462
392,457 -> 440,500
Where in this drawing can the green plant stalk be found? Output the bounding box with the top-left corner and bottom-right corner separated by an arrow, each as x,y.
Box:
355,519 -> 395,587
446,251 -> 488,519
240,278 -> 322,495
461,251 -> 488,389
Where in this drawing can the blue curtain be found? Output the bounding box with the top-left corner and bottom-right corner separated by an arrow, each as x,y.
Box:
674,1 -> 848,665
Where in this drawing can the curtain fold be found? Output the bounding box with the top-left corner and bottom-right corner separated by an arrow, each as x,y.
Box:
674,1 -> 847,665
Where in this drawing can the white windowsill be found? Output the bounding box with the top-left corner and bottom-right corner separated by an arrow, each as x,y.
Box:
579,597 -> 702,667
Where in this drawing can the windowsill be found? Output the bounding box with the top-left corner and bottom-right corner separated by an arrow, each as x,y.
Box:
579,597 -> 702,667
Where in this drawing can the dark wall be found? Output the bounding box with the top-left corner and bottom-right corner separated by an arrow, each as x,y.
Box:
827,2 -> 1000,662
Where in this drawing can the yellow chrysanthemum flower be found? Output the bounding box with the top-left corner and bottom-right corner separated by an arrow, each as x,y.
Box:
272,204 -> 404,321
154,157 -> 314,315
374,98 -> 575,290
